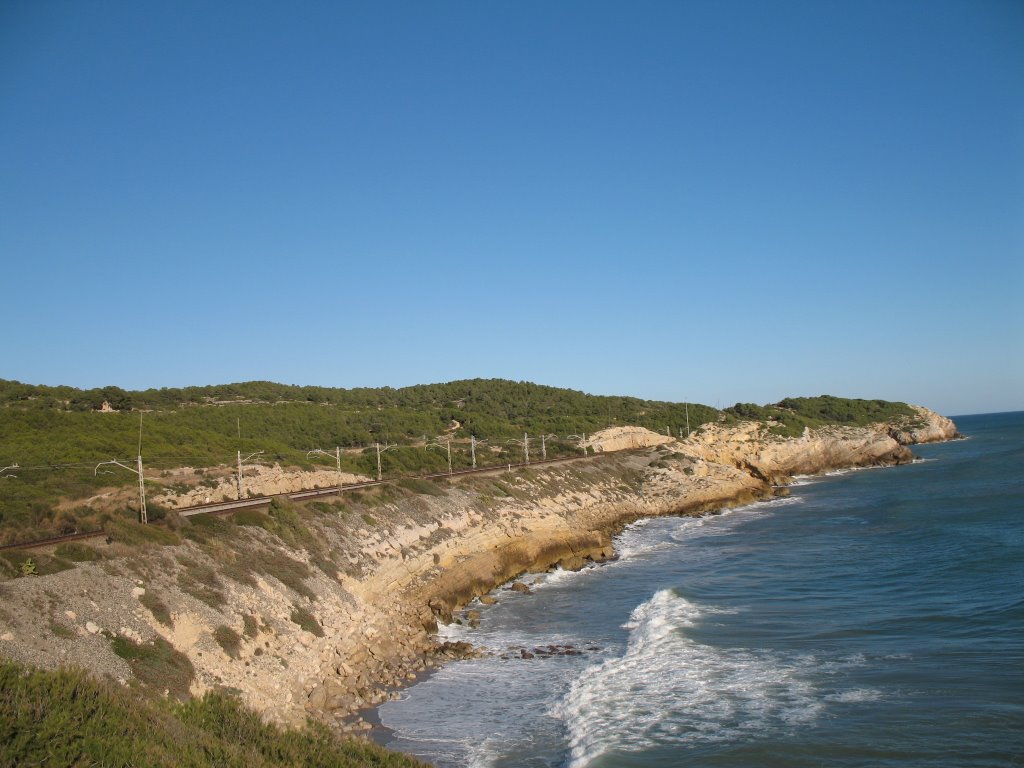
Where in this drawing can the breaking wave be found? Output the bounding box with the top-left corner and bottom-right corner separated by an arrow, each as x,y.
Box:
553,589 -> 823,767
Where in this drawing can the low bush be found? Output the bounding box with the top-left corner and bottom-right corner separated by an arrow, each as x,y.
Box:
54,542 -> 101,562
213,625 -> 242,659
177,566 -> 226,609
139,591 -> 173,628
397,477 -> 448,497
0,660 -> 427,766
289,606 -> 324,637
110,636 -> 194,700
105,519 -> 181,548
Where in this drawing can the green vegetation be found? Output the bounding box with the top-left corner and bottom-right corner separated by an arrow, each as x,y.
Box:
397,477 -> 448,497
0,377 -> 921,544
53,541 -> 101,561
290,605 -> 325,637
109,635 -> 195,700
213,625 -> 242,659
140,590 -> 174,628
724,395 -> 920,437
0,550 -> 73,578
0,660 -> 427,767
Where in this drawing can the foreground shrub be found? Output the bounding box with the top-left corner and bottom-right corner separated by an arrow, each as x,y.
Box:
0,660 -> 427,766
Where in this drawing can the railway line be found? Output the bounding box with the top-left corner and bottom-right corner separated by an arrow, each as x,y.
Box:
0,450 -> 612,552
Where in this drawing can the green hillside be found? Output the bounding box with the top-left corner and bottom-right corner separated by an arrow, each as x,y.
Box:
0,378 -> 917,543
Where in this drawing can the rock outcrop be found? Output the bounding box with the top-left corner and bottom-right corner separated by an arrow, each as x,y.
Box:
0,407 -> 958,733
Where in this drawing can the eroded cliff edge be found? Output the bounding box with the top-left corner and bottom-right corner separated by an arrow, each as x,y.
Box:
0,407 -> 957,733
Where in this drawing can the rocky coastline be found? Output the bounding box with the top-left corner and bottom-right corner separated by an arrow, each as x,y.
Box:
0,408 -> 958,739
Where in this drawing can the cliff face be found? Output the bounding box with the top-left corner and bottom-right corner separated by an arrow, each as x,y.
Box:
0,408 -> 958,733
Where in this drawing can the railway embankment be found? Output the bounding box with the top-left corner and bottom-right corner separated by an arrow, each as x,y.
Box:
0,408 -> 957,734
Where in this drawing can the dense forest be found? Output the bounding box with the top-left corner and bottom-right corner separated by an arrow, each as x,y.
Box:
0,378 -> 918,543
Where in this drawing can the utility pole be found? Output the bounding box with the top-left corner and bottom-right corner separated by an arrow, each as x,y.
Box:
505,433 -> 531,465
426,438 -> 452,475
236,450 -> 264,499
96,458 -> 147,523
470,436 -> 482,469
308,447 -> 343,494
567,433 -> 588,455
539,434 -> 557,460
375,442 -> 396,481
685,402 -> 691,438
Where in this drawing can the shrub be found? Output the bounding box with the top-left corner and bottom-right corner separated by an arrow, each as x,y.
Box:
110,636 -> 194,700
397,477 -> 448,497
232,508 -> 271,528
289,606 -> 324,637
213,625 -> 241,659
54,542 -> 101,562
182,513 -> 231,544
47,620 -> 75,639
248,550 -> 315,601
105,519 -> 181,548
177,566 -> 226,609
0,660 -> 428,766
140,591 -> 173,628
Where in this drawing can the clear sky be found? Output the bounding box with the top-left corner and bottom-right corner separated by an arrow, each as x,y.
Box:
2,0 -> 1021,417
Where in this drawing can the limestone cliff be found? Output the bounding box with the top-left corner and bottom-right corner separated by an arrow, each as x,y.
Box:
0,407 -> 958,734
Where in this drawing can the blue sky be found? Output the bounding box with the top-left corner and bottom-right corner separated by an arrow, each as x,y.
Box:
2,0 -> 1021,416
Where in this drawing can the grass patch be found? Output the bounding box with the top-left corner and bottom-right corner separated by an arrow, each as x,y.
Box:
232,508 -> 271,528
177,565 -> 226,609
182,513 -> 232,544
53,542 -> 101,562
397,477 -> 448,497
47,620 -> 76,639
110,635 -> 194,700
0,551 -> 75,578
289,606 -> 324,637
0,660 -> 427,766
105,518 -> 181,548
251,550 -> 315,600
308,500 -> 348,515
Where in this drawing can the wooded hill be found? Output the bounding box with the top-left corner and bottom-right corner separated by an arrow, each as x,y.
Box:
0,378 -> 918,543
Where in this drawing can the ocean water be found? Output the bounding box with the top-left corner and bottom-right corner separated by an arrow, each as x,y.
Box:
378,412 -> 1024,767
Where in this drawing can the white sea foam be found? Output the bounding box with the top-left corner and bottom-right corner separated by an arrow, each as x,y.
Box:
790,474 -> 820,486
552,589 -> 823,767
825,688 -> 882,703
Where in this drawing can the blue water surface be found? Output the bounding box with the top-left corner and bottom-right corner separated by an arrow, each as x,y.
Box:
379,412 -> 1024,767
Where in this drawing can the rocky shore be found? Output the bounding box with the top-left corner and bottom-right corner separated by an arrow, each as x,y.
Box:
0,408 -> 958,737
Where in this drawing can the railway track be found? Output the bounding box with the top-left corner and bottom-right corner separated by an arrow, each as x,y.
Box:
0,451 -> 613,552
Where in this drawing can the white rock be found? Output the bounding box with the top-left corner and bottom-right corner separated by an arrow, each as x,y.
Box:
86,621 -> 100,635
0,632 -> 13,642
65,610 -> 77,621
120,627 -> 141,643
131,587 -> 146,598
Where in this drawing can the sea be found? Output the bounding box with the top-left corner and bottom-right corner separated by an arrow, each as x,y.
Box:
377,412 -> 1024,768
